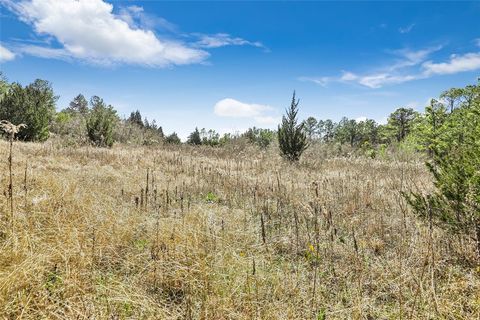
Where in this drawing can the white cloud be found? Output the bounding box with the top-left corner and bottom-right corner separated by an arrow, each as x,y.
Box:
194,33 -> 264,49
214,98 -> 279,127
357,73 -> 418,89
387,46 -> 442,70
302,72 -> 421,89
16,44 -> 70,60
398,23 -> 415,34
4,0 -> 208,67
301,47 -> 437,88
300,44 -> 480,89
0,44 -> 15,62
118,5 -> 177,32
214,98 -> 273,117
340,71 -> 358,81
422,52 -> 480,75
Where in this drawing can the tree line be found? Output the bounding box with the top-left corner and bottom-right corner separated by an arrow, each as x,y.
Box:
0,71 -> 446,153
0,72 -> 477,155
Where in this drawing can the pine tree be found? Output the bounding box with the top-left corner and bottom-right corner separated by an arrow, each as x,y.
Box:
128,110 -> 144,127
68,94 -> 89,114
187,127 -> 202,145
405,81 -> 480,258
157,126 -> 164,140
386,107 -> 418,142
278,91 -> 308,162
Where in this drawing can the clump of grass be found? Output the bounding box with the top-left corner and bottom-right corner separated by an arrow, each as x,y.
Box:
204,191 -> 219,203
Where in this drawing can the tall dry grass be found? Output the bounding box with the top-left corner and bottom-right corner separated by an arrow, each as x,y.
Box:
0,140 -> 478,319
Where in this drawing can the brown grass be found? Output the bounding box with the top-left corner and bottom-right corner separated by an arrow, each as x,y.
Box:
0,140 -> 479,319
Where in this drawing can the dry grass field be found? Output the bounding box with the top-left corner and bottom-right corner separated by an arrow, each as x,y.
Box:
0,140 -> 479,319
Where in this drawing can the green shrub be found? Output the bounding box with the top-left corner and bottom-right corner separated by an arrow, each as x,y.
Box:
86,96 -> 118,147
244,127 -> 275,149
165,132 -> 181,144
0,79 -> 57,141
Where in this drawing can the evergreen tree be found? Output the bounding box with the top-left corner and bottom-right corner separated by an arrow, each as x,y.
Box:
303,116 -> 319,140
335,117 -> 359,147
128,110 -> 144,127
278,92 -> 308,162
187,127 -> 202,145
322,119 -> 335,143
157,126 -> 164,140
386,107 -> 418,142
405,81 -> 480,258
412,99 -> 448,155
86,96 -> 118,147
359,119 -> 379,145
0,79 -> 57,141
67,94 -> 89,114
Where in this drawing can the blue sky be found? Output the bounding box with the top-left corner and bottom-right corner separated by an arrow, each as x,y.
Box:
1,0 -> 480,139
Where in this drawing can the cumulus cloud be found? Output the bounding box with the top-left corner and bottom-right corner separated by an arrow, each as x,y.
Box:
3,0 -> 208,67
214,98 -> 272,117
0,44 -> 15,62
214,98 -> 279,126
194,33 -> 265,49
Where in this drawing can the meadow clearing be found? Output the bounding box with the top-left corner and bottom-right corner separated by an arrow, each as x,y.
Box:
0,140 -> 478,319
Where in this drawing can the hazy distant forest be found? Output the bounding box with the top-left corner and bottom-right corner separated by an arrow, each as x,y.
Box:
0,70 -> 479,319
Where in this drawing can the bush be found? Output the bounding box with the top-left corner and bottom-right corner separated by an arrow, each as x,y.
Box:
86,96 -> 118,147
243,127 -> 275,149
0,79 -> 57,141
165,132 -> 181,144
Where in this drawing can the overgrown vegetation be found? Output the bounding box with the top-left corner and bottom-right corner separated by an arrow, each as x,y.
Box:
406,81 -> 480,257
0,72 -> 479,318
